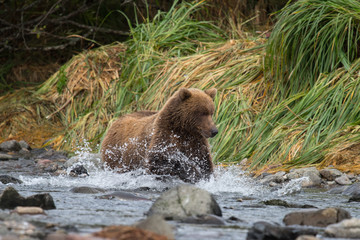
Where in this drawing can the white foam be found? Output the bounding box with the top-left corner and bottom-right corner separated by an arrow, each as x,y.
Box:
18,141 -> 304,196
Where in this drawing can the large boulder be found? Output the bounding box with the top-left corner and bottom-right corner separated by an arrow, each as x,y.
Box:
324,218 -> 360,238
147,184 -> 222,220
0,186 -> 56,210
283,208 -> 351,227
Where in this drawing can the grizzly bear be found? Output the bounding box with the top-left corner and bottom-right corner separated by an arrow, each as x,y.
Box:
101,88 -> 218,183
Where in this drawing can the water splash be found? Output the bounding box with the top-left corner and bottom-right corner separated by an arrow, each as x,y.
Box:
276,177 -> 308,196
197,166 -> 270,196
18,141 -> 303,197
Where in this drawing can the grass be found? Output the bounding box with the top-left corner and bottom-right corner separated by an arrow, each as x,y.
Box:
1,0 -> 360,173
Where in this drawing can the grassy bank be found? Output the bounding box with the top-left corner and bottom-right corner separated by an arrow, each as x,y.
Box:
1,0 -> 360,173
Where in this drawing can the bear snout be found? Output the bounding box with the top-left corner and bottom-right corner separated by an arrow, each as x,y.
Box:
210,127 -> 218,138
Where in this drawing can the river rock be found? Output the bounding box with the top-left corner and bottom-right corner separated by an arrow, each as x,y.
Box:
98,191 -> 150,201
349,193 -> 360,202
12,206 -> 45,215
296,236 -> 321,240
262,199 -> 315,209
70,186 -> 106,194
69,165 -> 89,177
147,184 -> 222,220
0,175 -> 23,184
0,186 -> 56,210
283,207 -> 351,227
259,171 -> 285,185
18,140 -> 31,150
324,218 -> 360,238
319,168 -> 342,181
181,214 -> 226,225
335,174 -> 352,185
135,215 -> 174,240
0,140 -> 22,152
64,153 -> 103,171
286,167 -> 321,187
93,225 -> 167,240
246,221 -> 319,240
343,182 -> 360,195
0,153 -> 18,161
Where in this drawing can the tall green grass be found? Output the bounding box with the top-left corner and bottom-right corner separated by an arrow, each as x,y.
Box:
266,0 -> 360,96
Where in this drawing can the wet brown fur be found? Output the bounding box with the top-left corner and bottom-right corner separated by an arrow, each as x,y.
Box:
101,88 -> 218,182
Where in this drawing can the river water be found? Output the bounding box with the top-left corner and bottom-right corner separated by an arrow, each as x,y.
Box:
1,146 -> 360,239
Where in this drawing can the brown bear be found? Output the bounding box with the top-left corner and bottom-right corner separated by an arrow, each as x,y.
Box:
100,88 -> 218,183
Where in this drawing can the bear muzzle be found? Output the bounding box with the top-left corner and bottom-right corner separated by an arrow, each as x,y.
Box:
210,127 -> 218,138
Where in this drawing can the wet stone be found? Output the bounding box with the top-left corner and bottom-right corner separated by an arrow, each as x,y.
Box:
70,186 -> 106,194
324,218 -> 360,239
0,140 -> 22,152
69,165 -> 89,177
262,199 -> 316,209
180,214 -> 226,225
0,153 -> 18,161
335,174 -> 352,185
97,191 -> 150,201
135,215 -> 175,240
93,225 -> 168,240
349,193 -> 360,202
0,175 -> 23,184
342,182 -> 360,195
12,206 -> 45,215
147,184 -> 222,220
319,168 -> 343,181
283,207 -> 351,227
246,221 -> 319,240
18,140 -> 31,150
0,186 -> 56,210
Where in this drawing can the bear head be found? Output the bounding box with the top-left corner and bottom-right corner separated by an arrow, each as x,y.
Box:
158,88 -> 218,138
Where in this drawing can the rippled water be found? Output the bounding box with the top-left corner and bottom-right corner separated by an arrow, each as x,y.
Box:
2,146 -> 360,239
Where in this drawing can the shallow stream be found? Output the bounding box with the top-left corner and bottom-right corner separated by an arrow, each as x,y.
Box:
1,147 -> 360,239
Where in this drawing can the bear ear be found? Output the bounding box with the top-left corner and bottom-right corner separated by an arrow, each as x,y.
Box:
178,88 -> 192,101
205,88 -> 217,100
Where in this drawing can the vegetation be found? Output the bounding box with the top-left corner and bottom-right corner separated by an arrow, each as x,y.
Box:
2,0 -> 360,173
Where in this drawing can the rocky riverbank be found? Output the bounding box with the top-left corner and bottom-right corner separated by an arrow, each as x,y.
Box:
1,139 -> 360,239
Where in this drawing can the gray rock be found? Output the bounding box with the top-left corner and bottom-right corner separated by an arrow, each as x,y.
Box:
64,153 -> 103,171
181,214 -> 226,225
283,207 -> 351,227
0,153 -> 18,161
349,193 -> 360,202
325,218 -> 360,238
286,167 -> 321,187
0,175 -> 23,184
319,168 -> 343,181
147,184 -> 222,220
18,140 -> 31,150
98,191 -> 150,201
259,172 -> 285,185
343,183 -> 360,195
335,175 -> 352,185
246,221 -> 319,240
0,140 -> 21,152
0,186 -> 56,210
70,186 -> 106,194
262,199 -> 316,209
135,215 -> 174,240
296,236 -> 321,240
18,148 -> 32,159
